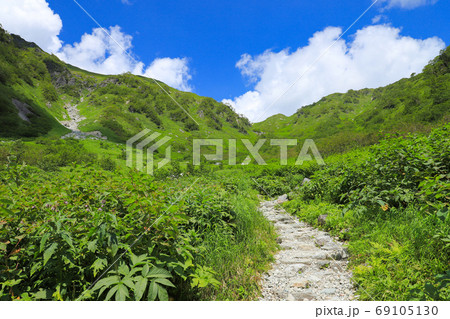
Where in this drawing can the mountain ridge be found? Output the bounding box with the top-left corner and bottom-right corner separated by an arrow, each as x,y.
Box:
254,46 -> 450,155
0,26 -> 253,145
1,26 -> 449,157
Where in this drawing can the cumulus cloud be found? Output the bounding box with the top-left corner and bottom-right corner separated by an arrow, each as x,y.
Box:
0,0 -> 62,52
224,25 -> 445,121
379,0 -> 438,10
144,58 -> 193,91
56,26 -> 140,75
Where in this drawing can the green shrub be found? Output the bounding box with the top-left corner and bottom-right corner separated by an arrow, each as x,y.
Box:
184,118 -> 199,131
41,82 -> 59,102
253,176 -> 291,197
0,60 -> 12,84
99,157 -> 116,171
0,163 -> 276,301
284,123 -> 450,300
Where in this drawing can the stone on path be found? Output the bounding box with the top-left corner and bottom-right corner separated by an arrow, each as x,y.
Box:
258,197 -> 355,301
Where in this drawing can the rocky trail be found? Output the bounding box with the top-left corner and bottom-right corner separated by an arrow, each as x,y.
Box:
60,102 -> 106,140
60,102 -> 85,131
259,196 -> 355,301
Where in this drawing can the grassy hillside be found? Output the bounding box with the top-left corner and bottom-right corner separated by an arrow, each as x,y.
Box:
2,24 -> 449,161
0,25 -> 449,301
1,123 -> 448,300
0,29 -> 70,137
0,26 -> 253,146
254,46 -> 450,155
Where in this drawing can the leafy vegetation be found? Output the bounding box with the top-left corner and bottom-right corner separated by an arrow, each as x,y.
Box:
0,25 -> 449,301
0,150 -> 276,300
283,124 -> 450,300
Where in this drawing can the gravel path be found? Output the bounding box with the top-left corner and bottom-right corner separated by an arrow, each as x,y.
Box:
60,102 -> 85,131
59,102 -> 107,140
259,196 -> 355,301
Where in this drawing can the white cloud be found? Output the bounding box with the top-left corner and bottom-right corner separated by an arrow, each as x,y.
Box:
144,58 -> 193,92
56,26 -> 141,75
371,15 -> 388,24
379,0 -> 438,9
0,0 -> 62,52
224,25 -> 445,121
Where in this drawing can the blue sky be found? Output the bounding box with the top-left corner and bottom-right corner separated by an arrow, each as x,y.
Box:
0,0 -> 448,120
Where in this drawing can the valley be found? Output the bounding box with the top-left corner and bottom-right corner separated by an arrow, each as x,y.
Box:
0,27 -> 449,301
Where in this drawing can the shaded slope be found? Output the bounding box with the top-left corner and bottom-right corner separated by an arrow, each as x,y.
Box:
0,28 -> 70,137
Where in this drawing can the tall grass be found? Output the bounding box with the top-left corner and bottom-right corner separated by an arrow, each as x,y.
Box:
197,175 -> 277,300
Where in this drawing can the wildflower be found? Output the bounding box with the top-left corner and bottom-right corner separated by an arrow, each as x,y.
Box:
98,208 -> 102,212
381,203 -> 389,211
64,201 -> 68,205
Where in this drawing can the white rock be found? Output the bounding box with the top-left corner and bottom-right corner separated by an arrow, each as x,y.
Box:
258,199 -> 355,301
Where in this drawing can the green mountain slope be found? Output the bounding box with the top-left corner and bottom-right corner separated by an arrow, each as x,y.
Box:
0,29 -> 70,137
1,25 -> 449,160
254,46 -> 450,155
0,26 -> 252,145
